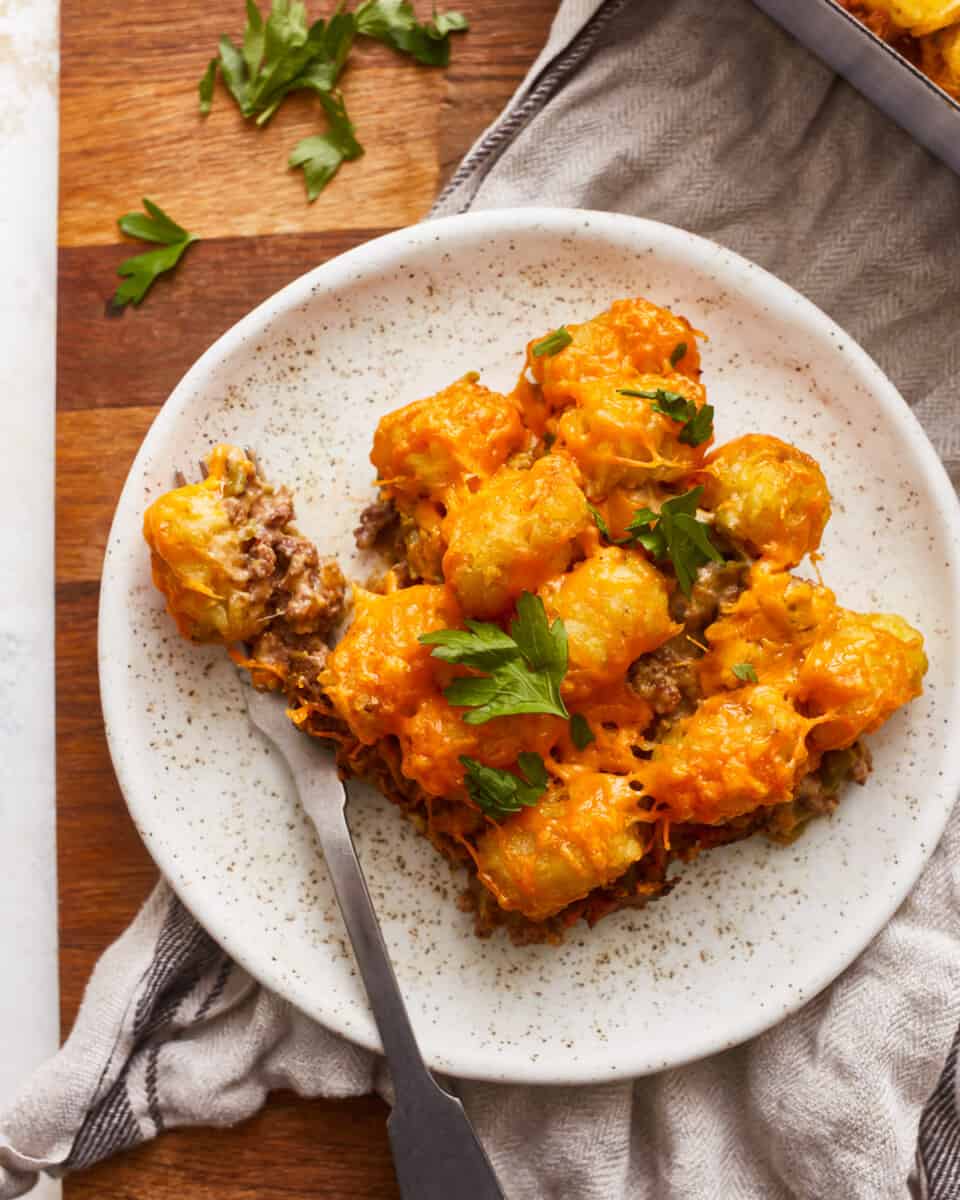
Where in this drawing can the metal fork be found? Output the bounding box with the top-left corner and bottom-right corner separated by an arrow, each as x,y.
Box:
242,682 -> 505,1200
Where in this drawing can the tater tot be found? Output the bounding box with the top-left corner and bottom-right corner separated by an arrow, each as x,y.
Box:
555,372 -> 711,494
519,298 -> 702,426
320,584 -> 461,744
701,434 -> 831,566
532,298 -> 702,393
540,547 -> 679,696
698,564 -> 837,693
861,0 -> 960,36
922,23 -> 960,97
144,448 -> 258,643
797,610 -> 927,751
642,684 -> 813,824
441,454 -> 592,619
398,694 -> 565,799
371,374 -> 526,507
142,443 -> 346,645
474,770 -> 649,921
558,684 -> 655,774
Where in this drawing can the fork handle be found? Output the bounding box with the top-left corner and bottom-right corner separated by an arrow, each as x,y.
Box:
297,765 -> 505,1200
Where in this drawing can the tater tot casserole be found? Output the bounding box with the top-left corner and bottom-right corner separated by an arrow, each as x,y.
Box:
836,0 -> 960,96
142,296 -> 927,942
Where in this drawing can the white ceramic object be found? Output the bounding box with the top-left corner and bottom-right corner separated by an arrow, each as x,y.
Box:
0,4 -> 63,1186
99,209 -> 960,1085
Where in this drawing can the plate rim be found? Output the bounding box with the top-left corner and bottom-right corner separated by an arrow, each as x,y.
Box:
98,206 -> 960,1084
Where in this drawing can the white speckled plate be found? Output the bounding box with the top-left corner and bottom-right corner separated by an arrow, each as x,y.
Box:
100,209 -> 960,1084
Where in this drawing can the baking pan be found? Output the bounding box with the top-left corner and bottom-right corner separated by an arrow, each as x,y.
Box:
753,0 -> 960,176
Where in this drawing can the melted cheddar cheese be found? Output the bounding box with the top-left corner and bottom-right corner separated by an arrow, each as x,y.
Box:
642,685 -> 814,825
371,374 -> 526,507
398,694 -> 565,801
922,22 -> 960,94
441,454 -> 592,619
861,0 -> 960,35
698,564 -> 837,693
701,434 -> 832,567
555,372 -> 712,494
320,584 -> 461,744
474,771 -> 649,922
521,297 -> 702,428
144,446 -> 259,642
797,610 -> 928,751
540,546 -> 679,698
837,1 -> 960,97
145,294 -> 929,936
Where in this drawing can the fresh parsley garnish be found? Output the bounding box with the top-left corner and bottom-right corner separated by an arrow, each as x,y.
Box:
420,592 -> 570,724
532,326 -> 573,357
677,404 -> 714,447
199,57 -> 218,112
112,199 -> 198,309
570,713 -> 595,750
626,486 -> 723,597
618,386 -> 714,447
200,0 -> 465,200
289,91 -> 364,200
460,753 -> 549,821
356,0 -> 468,66
670,341 -> 687,367
732,662 -> 758,683
587,502 -> 616,543
201,1 -> 356,124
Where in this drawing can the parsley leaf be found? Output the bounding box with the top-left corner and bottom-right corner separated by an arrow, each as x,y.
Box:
289,90 -> 364,200
588,501 -> 630,546
618,386 -> 714,448
112,199 -> 198,308
355,0 -> 468,66
680,404 -> 715,447
199,0 -> 465,201
624,505 -> 665,558
587,502 -> 612,541
511,591 -> 568,682
431,9 -> 468,36
626,486 -> 723,596
460,753 -> 549,821
532,326 -> 573,357
417,620 -> 518,671
732,662 -> 758,683
670,341 -> 687,367
202,2 -> 357,123
570,713 -> 595,750
199,57 -> 218,114
420,592 -> 570,724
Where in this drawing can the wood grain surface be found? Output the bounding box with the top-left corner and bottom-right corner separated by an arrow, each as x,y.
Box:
57,2 -> 556,1195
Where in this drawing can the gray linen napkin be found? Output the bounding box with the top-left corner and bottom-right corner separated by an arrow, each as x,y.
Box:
5,1 -> 960,1196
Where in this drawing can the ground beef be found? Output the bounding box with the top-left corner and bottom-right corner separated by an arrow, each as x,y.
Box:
669,558 -> 749,631
245,460 -> 873,944
249,485 -> 295,530
220,462 -> 347,640
222,483 -> 294,531
354,498 -> 400,550
247,628 -> 331,703
631,558 -> 749,721
218,458 -> 347,699
762,741 -> 873,843
630,635 -> 702,717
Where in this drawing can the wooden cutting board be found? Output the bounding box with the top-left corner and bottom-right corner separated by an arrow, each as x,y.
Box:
57,3 -> 556,1195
